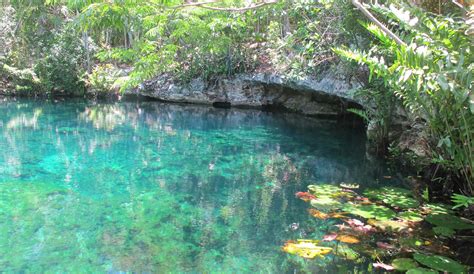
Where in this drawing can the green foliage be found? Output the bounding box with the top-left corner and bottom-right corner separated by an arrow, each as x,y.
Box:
2,64 -> 43,95
425,213 -> 474,230
413,253 -> 468,273
86,64 -> 122,96
391,258 -> 418,271
34,26 -> 88,95
451,193 -> 474,209
364,187 -> 419,209
335,3 -> 474,193
342,204 -> 396,220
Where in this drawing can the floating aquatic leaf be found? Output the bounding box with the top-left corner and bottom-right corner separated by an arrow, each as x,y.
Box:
282,240 -> 332,259
334,244 -> 360,261
307,209 -> 346,220
308,208 -> 329,219
432,226 -> 455,237
398,211 -> 424,222
364,187 -> 419,209
322,233 -> 338,242
330,212 -> 348,219
295,192 -> 316,202
354,196 -> 373,204
308,184 -> 342,196
425,213 -> 474,230
336,234 -> 360,244
413,253 -> 467,273
346,218 -> 364,227
406,267 -> 438,274
368,219 -> 410,231
391,258 -> 418,271
343,204 -> 396,220
310,196 -> 342,212
340,183 -> 359,189
345,218 -> 376,233
373,262 -> 395,271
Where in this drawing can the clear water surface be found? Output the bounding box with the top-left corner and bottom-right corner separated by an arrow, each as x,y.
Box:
0,99 -> 396,272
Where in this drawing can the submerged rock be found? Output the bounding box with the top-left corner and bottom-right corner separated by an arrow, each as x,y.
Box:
131,70 -> 363,117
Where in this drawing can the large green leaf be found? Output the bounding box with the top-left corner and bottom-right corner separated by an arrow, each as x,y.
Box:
363,187 -> 419,209
406,267 -> 437,274
413,254 -> 467,273
432,226 -> 455,237
391,258 -> 418,271
343,204 -> 395,220
310,196 -> 342,213
425,213 -> 474,230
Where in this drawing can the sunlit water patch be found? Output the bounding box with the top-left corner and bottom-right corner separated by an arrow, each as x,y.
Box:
0,99 -> 395,272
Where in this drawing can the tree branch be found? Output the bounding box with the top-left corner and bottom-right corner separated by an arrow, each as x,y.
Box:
171,0 -> 278,12
351,0 -> 406,46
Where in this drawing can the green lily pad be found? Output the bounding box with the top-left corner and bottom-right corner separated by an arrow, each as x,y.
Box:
413,253 -> 468,273
425,213 -> 474,230
406,267 -> 438,274
398,211 -> 424,222
334,244 -> 360,261
308,184 -> 342,196
391,258 -> 418,271
432,226 -> 455,237
343,203 -> 395,220
310,196 -> 342,212
364,187 -> 419,209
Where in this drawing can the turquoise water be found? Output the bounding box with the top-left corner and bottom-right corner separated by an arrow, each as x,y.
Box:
0,99 -> 392,272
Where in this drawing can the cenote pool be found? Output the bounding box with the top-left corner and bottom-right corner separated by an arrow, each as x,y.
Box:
0,99 -> 400,272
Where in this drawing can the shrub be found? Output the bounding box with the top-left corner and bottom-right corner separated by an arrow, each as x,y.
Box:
34,26 -> 89,95
335,4 -> 473,194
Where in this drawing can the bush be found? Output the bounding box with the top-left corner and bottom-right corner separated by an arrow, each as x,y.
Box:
34,26 -> 89,95
336,4 -> 474,194
85,64 -> 123,97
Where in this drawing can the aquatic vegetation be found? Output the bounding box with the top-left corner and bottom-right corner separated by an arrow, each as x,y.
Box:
310,197 -> 342,213
391,258 -> 419,271
406,267 -> 437,274
333,244 -> 360,261
342,204 -> 396,220
398,211 -> 424,222
281,240 -> 332,259
284,182 -> 472,273
335,234 -> 360,244
364,187 -> 419,209
413,254 -> 468,273
425,214 -> 474,230
295,192 -> 316,202
373,262 -> 395,271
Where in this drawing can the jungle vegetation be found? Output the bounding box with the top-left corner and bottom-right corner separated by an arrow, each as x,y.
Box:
0,1 -> 473,201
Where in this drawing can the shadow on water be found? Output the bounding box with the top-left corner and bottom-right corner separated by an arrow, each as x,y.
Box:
0,98 -> 396,272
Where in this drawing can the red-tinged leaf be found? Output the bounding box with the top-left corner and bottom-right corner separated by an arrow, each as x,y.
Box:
322,233 -> 338,241
373,262 -> 395,271
295,192 -> 316,202
377,242 -> 396,250
335,223 -> 350,231
346,218 -> 364,227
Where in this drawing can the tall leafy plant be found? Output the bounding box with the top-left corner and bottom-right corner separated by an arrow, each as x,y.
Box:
335,4 -> 473,194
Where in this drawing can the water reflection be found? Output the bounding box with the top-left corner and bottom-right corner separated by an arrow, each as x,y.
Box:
0,99 -> 391,272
